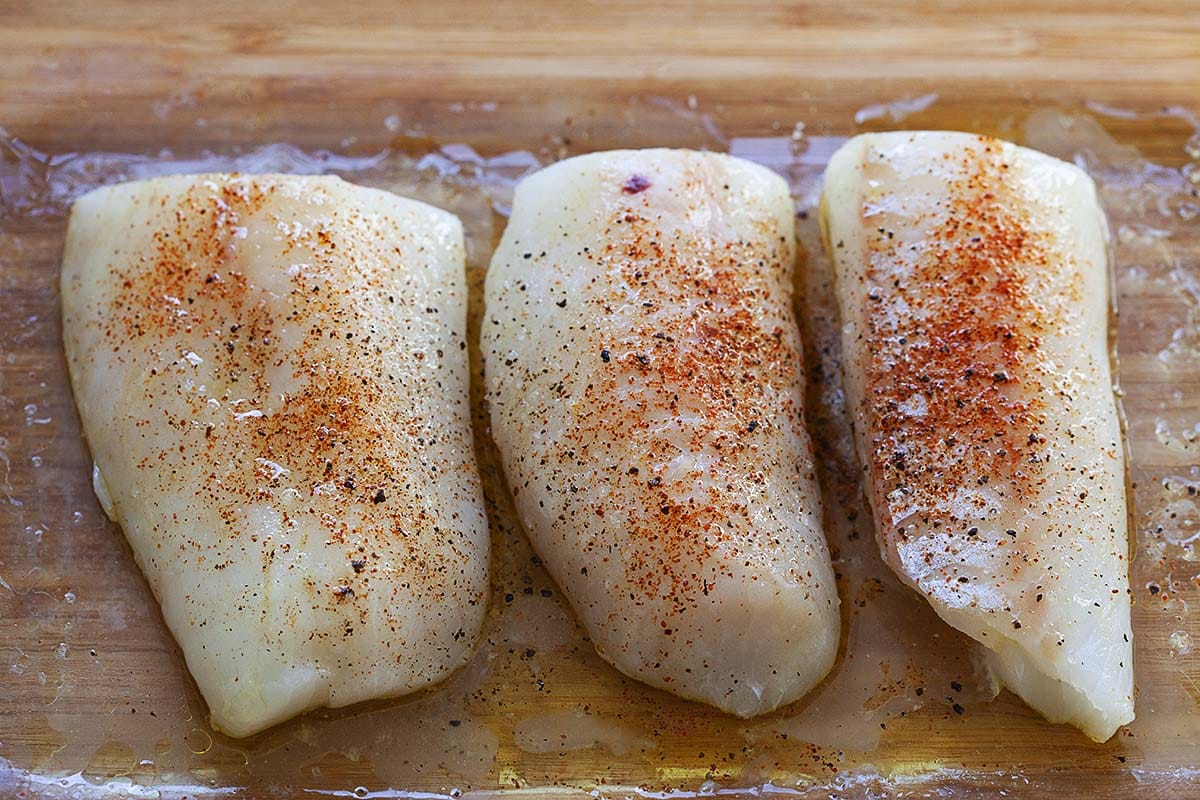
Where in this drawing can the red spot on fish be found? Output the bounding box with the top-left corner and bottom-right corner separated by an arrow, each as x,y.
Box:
622,174 -> 651,194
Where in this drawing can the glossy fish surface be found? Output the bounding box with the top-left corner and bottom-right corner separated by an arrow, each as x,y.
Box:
822,132 -> 1133,741
62,174 -> 488,737
485,149 -> 840,717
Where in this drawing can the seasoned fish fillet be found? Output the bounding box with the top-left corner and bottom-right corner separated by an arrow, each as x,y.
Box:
821,132 -> 1133,741
61,174 -> 489,737
484,149 -> 840,717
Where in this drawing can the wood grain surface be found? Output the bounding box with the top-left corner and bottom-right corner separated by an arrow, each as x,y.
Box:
2,1 -> 1199,155
1,3 -> 1199,799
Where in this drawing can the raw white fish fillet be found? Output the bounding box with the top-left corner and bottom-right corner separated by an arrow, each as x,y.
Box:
484,149 -> 840,717
61,174 -> 489,737
821,132 -> 1133,741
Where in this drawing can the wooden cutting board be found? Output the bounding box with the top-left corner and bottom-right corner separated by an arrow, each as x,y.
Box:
1,3 -> 1199,798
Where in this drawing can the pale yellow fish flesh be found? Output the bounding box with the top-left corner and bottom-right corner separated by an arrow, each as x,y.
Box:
821,132 -> 1133,741
61,174 -> 489,737
484,149 -> 840,717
